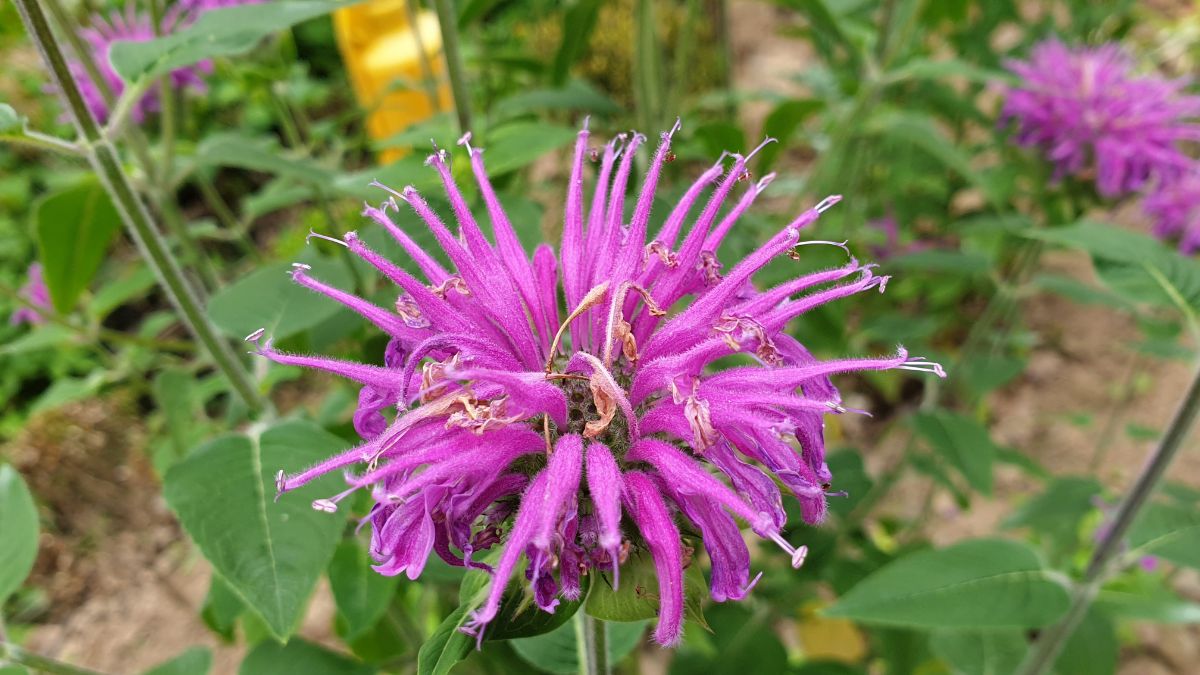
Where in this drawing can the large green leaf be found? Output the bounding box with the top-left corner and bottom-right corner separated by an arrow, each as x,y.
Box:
206,260 -> 354,340
239,638 -> 374,675
1096,588 -> 1200,623
511,617 -> 647,674
1128,501 -> 1200,569
669,603 -> 788,675
912,411 -> 996,495
417,603 -> 476,675
1054,608 -> 1116,675
0,465 -> 39,603
110,1 -> 365,82
34,180 -> 122,315
495,82 -> 619,119
482,122 -> 579,176
823,539 -> 1070,628
586,555 -> 708,630
164,421 -> 347,639
142,647 -> 212,675
329,539 -> 400,641
1024,221 -> 1200,314
195,133 -> 331,184
930,629 -> 1027,675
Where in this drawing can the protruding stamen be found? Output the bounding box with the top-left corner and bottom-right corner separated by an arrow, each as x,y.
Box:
815,195 -> 843,213
245,327 -> 266,343
306,229 -> 349,248
791,544 -> 809,569
369,180 -> 408,203
545,281 -> 611,372
457,131 -> 473,152
745,136 -> 778,162
291,262 -> 312,270
899,357 -> 947,377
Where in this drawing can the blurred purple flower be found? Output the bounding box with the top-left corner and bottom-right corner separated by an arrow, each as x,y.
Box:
259,123 -> 944,646
68,4 -> 210,124
11,263 -> 51,326
867,213 -> 930,260
1002,39 -> 1200,198
1143,172 -> 1200,253
1092,496 -> 1158,571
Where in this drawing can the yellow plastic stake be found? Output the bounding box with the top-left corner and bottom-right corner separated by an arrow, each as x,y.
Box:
334,0 -> 452,163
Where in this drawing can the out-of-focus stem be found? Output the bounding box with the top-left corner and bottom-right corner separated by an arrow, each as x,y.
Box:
1017,361 -> 1200,675
433,0 -> 473,135
15,0 -> 266,415
403,0 -> 443,114
576,612 -> 609,675
633,0 -> 665,136
1,642 -> 108,675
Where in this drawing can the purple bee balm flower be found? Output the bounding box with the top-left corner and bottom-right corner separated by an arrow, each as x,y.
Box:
10,263 -> 51,326
1143,172 -> 1200,253
260,121 -> 945,646
1001,39 -> 1200,198
67,3 -> 210,124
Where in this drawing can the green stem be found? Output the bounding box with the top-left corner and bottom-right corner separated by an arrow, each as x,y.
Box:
1017,359 -> 1200,675
576,612 -> 608,675
1,642 -> 109,675
15,0 -> 266,415
402,0 -> 443,115
632,0 -> 665,136
194,173 -> 260,260
433,0 -> 473,135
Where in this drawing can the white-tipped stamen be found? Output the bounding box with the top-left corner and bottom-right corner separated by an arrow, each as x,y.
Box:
369,180 -> 408,203
791,544 -> 809,569
291,262 -> 312,270
815,194 -> 843,213
899,358 -> 947,377
244,327 -> 266,343
306,229 -> 349,248
745,136 -> 778,162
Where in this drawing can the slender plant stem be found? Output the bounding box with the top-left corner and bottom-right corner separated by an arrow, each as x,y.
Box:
194,173 -> 260,260
632,0 -> 665,136
402,0 -> 443,114
15,0 -> 266,415
433,0 -> 473,135
1017,360 -> 1200,675
576,612 -> 608,675
1,642 -> 109,675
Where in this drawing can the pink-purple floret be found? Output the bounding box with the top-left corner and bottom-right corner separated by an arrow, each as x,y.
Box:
10,263 -> 51,326
1002,39 -> 1200,251
258,121 -> 944,646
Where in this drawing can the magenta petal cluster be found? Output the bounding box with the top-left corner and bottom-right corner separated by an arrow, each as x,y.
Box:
261,122 -> 944,646
10,263 -> 51,326
1002,39 -> 1200,198
1144,171 -> 1200,254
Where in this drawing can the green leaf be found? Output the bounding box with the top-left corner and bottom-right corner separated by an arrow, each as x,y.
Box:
494,81 -> 620,120
417,603 -> 475,675
481,122 -> 579,176
511,618 -> 647,674
758,99 -> 823,172
206,260 -> 353,340
883,58 -> 1011,86
669,603 -> 787,675
1129,501 -> 1200,569
164,421 -> 347,640
551,0 -> 604,85
153,368 -> 200,462
239,638 -> 374,675
823,539 -> 1070,628
586,555 -> 708,630
329,539 -> 400,641
0,104 -> 20,132
886,249 -> 992,277
825,450 -> 872,519
1096,589 -> 1200,623
201,574 -> 245,641
0,465 -> 39,604
195,133 -> 331,184
912,411 -> 996,495
110,0 -> 365,83
1055,608 -> 1116,675
930,629 -> 1027,675
34,180 -> 122,315
865,110 -> 1003,208
1024,221 -> 1200,314
142,647 -> 212,675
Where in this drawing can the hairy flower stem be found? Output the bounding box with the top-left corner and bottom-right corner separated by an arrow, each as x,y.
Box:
1017,360 -> 1200,675
15,0 -> 266,415
1,641 -> 109,675
433,0 -> 473,135
576,612 -> 609,675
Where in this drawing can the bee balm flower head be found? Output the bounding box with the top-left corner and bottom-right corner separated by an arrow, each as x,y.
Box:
260,121 -> 944,646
